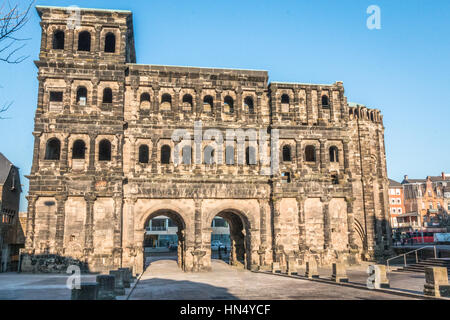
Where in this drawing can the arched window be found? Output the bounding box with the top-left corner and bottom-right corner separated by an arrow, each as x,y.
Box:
104,32 -> 116,53
161,145 -> 171,164
282,145 -> 292,162
102,88 -> 112,104
160,94 -> 172,110
52,30 -> 65,50
281,94 -> 290,104
204,146 -> 215,164
76,86 -> 87,105
305,145 -> 316,162
72,140 -> 86,159
244,96 -> 254,114
78,31 -> 91,51
224,96 -> 234,113
203,95 -> 213,112
322,95 -> 329,108
329,146 -> 339,163
139,145 -> 149,164
225,145 -> 234,165
98,139 -> 111,161
182,145 -> 192,165
45,138 -> 61,160
140,92 -> 151,109
182,94 -> 193,111
246,146 -> 256,165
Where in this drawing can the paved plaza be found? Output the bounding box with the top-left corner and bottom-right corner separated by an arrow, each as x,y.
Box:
0,256 -> 436,300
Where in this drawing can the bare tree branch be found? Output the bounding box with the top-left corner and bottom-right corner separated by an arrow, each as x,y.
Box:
0,100 -> 12,119
0,0 -> 34,64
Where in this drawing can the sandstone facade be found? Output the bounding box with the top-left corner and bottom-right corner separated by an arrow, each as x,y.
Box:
22,6 -> 392,274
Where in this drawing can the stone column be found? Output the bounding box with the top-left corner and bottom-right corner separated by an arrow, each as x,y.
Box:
150,136 -> 158,174
25,195 -> 38,252
84,193 -> 96,254
271,197 -> 282,262
113,193 -> 123,268
64,79 -> 72,114
295,139 -> 302,171
317,89 -> 324,122
343,139 -> 350,172
88,133 -> 97,172
152,86 -> 160,114
306,88 -> 313,125
55,194 -> 68,254
128,137 -> 136,176
329,90 -> 335,122
194,198 -> 202,248
215,89 -> 222,121
319,139 -> 327,172
296,196 -> 306,253
60,135 -> 69,172
256,91 -> 263,123
31,132 -> 42,174
235,87 -> 242,121
345,197 -> 357,249
195,87 -> 202,119
321,196 -> 331,249
258,199 -> 268,267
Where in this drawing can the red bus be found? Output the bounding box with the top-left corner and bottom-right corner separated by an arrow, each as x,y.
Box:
402,231 -> 434,244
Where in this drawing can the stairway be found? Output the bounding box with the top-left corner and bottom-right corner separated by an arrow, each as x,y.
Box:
394,258 -> 450,274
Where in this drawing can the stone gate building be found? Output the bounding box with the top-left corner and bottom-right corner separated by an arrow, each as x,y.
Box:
22,6 -> 392,274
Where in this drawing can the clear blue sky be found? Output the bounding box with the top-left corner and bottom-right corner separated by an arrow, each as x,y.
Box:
0,0 -> 449,211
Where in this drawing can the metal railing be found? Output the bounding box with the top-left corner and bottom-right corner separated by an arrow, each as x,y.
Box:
387,245 -> 437,272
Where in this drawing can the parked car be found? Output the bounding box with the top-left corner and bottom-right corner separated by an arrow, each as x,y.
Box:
211,240 -> 226,251
434,233 -> 450,244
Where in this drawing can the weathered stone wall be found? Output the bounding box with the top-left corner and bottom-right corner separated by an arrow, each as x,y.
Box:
22,6 -> 391,274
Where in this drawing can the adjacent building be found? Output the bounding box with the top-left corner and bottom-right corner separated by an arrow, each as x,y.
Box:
388,179 -> 408,230
402,173 -> 449,232
0,152 -> 22,271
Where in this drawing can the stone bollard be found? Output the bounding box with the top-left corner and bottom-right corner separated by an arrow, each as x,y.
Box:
305,259 -> 319,279
96,275 -> 116,300
423,267 -> 450,298
331,263 -> 348,283
272,262 -> 281,274
366,265 -> 390,289
287,258 -> 298,276
71,282 -> 98,300
109,270 -> 126,296
119,268 -> 132,288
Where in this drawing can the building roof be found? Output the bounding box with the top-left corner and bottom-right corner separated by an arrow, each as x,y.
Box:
35,5 -> 132,15
0,152 -> 14,185
388,179 -> 402,187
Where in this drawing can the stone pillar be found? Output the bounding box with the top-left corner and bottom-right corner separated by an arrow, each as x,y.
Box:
31,132 -> 42,173
296,196 -> 306,254
343,139 -> 350,172
366,264 -> 390,289
235,87 -> 242,121
109,270 -> 125,295
71,283 -> 98,300
321,196 -> 331,250
305,258 -> 319,279
345,197 -> 357,250
150,136 -> 158,174
272,197 -> 282,263
215,89 -> 222,121
113,194 -> 123,268
88,133 -> 96,172
152,86 -> 160,114
424,267 -> 450,298
329,90 -> 335,122
332,263 -> 348,283
258,199 -> 268,263
96,275 -> 116,300
55,194 -> 68,254
306,88 -> 313,125
256,91 -> 263,123
319,139 -> 327,172
84,193 -> 96,254
25,195 -> 38,251
60,135 -> 69,172
195,86 -> 202,119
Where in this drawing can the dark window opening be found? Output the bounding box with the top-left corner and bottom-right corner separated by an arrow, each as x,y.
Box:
45,138 -> 61,160
203,95 -> 213,112
140,93 -> 150,103
225,145 -> 234,165
72,140 -> 86,159
98,139 -> 112,161
329,146 -> 339,163
102,88 -> 113,104
161,94 -> 172,104
282,145 -> 292,162
76,87 -> 87,105
281,94 -> 290,104
104,32 -> 116,53
322,95 -> 329,108
49,91 -> 63,102
331,175 -> 339,185
244,96 -> 254,114
78,31 -> 91,51
139,145 -> 149,163
161,145 -> 171,164
224,96 -> 234,113
182,94 -> 193,110
282,172 -> 291,183
305,145 -> 316,162
182,145 -> 192,165
246,146 -> 256,165
52,30 -> 65,50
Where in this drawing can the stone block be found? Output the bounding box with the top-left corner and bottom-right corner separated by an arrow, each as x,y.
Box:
119,267 -> 132,288
305,260 -> 319,279
331,263 -> 348,283
109,270 -> 126,295
71,282 -> 98,300
423,267 -> 450,297
366,264 -> 390,289
96,275 -> 116,300
272,262 -> 281,274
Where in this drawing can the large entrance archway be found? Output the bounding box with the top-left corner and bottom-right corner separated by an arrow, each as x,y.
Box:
210,210 -> 252,269
143,209 -> 186,271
